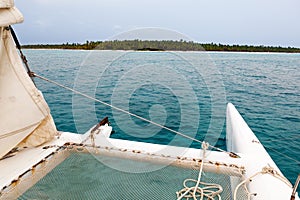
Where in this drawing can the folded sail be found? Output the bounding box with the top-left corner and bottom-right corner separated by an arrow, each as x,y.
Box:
0,0 -> 14,9
0,1 -> 23,27
0,3 -> 57,159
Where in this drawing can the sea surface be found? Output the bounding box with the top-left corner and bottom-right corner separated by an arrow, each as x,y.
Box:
24,49 -> 299,194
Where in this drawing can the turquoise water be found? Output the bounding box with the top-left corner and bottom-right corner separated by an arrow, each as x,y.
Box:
25,50 -> 299,192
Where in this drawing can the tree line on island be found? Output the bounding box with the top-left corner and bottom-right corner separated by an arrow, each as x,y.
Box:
22,40 -> 300,53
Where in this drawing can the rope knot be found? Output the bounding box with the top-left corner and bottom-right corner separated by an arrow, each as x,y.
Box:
201,142 -> 209,151
262,165 -> 278,176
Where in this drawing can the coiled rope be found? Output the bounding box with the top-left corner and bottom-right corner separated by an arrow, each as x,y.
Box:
176,142 -> 223,200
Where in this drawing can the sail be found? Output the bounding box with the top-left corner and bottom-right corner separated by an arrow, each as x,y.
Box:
0,2 -> 57,159
0,1 -> 23,26
0,0 -> 14,8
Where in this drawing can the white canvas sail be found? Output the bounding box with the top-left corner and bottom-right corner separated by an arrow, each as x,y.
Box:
0,2 -> 57,159
0,1 -> 22,26
0,0 -> 14,9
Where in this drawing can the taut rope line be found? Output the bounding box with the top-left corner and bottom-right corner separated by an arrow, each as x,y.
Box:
33,73 -> 228,154
265,146 -> 300,165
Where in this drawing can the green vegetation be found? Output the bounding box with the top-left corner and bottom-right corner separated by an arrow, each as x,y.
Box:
22,40 -> 300,53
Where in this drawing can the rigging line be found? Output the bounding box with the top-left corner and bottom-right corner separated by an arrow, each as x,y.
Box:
265,146 -> 300,165
9,26 -> 36,84
33,73 -> 228,154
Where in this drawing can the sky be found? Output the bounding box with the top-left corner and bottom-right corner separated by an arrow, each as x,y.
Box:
14,0 -> 300,47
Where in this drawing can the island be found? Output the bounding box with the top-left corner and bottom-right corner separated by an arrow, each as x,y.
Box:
22,40 -> 300,53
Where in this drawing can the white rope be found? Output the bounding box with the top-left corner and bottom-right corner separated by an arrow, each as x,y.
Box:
176,142 -> 223,200
33,73 -> 228,154
233,165 -> 293,200
292,174 -> 300,199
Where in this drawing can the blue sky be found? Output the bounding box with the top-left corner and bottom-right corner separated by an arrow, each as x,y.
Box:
14,0 -> 300,47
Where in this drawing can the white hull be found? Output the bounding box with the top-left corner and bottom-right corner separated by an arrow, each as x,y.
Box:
0,130 -> 243,199
227,103 -> 299,200
1,105 -> 299,199
1,1 -> 298,199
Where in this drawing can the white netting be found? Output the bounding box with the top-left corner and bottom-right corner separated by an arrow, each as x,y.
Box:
16,151 -> 248,200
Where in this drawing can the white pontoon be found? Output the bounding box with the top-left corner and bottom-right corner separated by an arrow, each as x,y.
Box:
0,1 -> 299,199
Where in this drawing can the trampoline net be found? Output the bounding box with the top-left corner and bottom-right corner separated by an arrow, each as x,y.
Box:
19,152 -> 248,200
